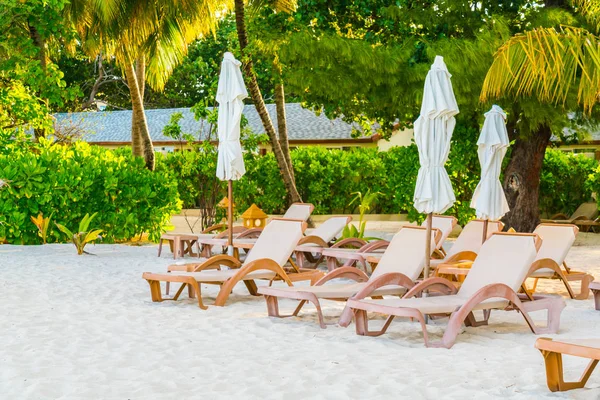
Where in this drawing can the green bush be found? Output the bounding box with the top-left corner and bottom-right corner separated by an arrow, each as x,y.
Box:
540,149 -> 597,217
0,139 -> 181,244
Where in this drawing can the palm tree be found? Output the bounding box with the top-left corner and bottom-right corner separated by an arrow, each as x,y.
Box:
69,0 -> 225,170
233,0 -> 303,205
480,0 -> 600,231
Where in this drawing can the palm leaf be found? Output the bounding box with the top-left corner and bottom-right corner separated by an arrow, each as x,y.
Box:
481,26 -> 600,113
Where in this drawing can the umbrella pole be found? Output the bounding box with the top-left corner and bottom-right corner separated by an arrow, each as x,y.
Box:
424,212 -> 433,324
227,180 -> 234,256
424,213 -> 432,278
482,219 -> 489,244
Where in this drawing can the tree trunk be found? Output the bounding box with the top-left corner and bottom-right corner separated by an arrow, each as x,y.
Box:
273,64 -> 294,181
28,24 -> 48,139
501,124 -> 552,232
124,62 -> 155,171
131,56 -> 146,157
233,0 -> 302,206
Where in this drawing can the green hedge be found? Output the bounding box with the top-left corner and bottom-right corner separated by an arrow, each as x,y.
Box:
2,138 -> 594,245
540,149 -> 597,217
0,139 -> 181,244
165,140 -> 597,227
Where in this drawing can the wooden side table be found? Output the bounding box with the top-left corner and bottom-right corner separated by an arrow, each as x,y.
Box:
158,234 -> 200,259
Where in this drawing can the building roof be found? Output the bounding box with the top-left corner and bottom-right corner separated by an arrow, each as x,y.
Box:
54,103 -> 378,145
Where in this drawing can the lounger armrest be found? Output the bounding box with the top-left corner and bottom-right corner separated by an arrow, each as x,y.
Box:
298,235 -> 329,248
192,255 -> 242,272
355,239 -> 390,252
444,250 -> 478,263
314,266 -> 369,286
350,272 -> 416,300
528,258 -> 563,277
202,223 -> 227,234
403,277 -> 458,298
238,228 -> 263,239
331,237 -> 368,249
242,258 -> 293,286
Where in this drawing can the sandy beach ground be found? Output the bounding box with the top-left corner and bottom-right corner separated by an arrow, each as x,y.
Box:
1,237 -> 599,399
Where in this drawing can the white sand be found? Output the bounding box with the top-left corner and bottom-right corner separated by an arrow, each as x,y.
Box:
1,242 -> 599,399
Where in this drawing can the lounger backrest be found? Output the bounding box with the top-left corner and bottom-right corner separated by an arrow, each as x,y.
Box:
244,219 -> 306,267
311,216 -> 351,242
572,202 -> 599,220
282,203 -> 314,221
370,226 -> 437,281
533,224 -> 577,264
421,215 -> 457,249
458,233 -> 539,298
446,220 -> 503,257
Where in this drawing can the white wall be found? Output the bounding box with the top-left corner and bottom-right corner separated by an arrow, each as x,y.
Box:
377,128 -> 414,151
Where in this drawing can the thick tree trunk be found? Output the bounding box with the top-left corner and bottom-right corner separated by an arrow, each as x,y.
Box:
124,62 -> 155,171
274,68 -> 294,181
131,56 -> 146,157
501,124 -> 552,232
233,0 -> 302,206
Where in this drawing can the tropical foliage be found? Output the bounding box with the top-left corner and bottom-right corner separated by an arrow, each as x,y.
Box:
0,139 -> 180,245
55,212 -> 103,255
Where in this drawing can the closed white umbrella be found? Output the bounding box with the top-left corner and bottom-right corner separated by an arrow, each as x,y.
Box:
216,52 -> 248,252
413,55 -> 459,279
470,105 -> 510,242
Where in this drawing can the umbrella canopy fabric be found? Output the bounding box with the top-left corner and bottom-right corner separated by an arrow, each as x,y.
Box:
216,52 -> 248,181
413,56 -> 459,214
470,105 -> 510,220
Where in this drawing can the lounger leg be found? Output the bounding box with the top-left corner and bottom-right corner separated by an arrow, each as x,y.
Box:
147,279 -> 163,302
265,295 -> 282,317
244,280 -> 259,296
594,289 -> 600,310
567,274 -> 594,300
464,310 -> 491,327
540,350 -> 599,392
353,311 -> 398,338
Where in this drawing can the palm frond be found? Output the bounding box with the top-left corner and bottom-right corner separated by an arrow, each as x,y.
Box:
481,26 -> 600,113
572,0 -> 600,33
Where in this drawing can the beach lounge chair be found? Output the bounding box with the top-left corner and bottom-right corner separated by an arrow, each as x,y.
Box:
193,203 -> 315,252
259,226 -> 437,328
294,216 -> 363,268
542,202 -> 600,233
432,220 -> 504,281
590,282 -> 600,310
424,215 -> 458,257
322,216 -> 454,272
282,202 -> 315,221
535,338 -> 600,392
339,232 -> 565,348
142,219 -> 322,309
432,219 -> 504,267
526,223 -> 594,300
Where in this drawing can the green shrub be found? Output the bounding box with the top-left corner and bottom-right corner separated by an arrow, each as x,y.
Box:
0,139 -> 181,244
540,149 -> 597,217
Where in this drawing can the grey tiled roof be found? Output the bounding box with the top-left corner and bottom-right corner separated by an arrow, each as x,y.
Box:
54,103 -> 368,143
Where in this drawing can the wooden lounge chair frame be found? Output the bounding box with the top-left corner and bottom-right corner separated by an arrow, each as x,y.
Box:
339,233 -> 566,348
524,224 -> 594,300
542,202 -> 600,233
324,229 -> 442,273
144,255 -> 292,310
143,220 -> 323,309
436,223 -> 595,300
535,338 -> 600,392
260,226 -> 440,328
